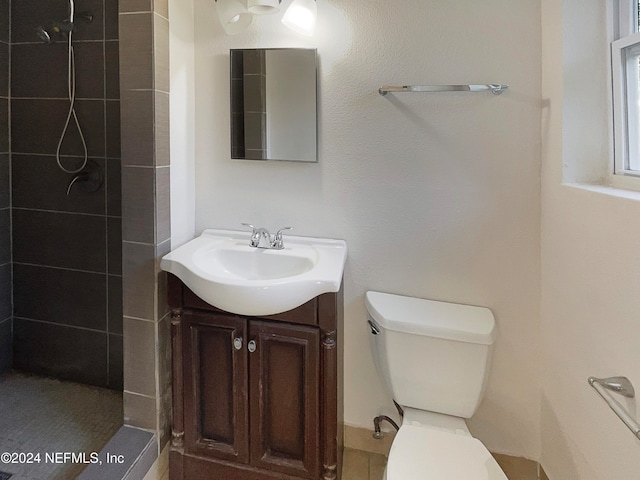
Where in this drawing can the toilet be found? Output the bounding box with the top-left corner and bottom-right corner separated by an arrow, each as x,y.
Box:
365,291 -> 509,480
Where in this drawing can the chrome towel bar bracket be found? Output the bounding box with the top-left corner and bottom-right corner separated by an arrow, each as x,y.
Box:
588,376 -> 640,440
378,84 -> 509,96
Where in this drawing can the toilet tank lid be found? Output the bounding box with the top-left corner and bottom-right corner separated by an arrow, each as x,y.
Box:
365,291 -> 496,345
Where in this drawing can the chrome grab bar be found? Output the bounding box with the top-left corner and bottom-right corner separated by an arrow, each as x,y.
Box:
588,376 -> 640,440
378,84 -> 509,96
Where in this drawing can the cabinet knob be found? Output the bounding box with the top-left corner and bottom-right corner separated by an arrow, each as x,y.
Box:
248,340 -> 257,353
233,337 -> 243,350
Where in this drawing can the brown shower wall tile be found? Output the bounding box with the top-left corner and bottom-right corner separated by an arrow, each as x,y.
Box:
11,0 -> 104,43
122,166 -> 154,243
11,43 -> 68,98
119,0 -> 152,13
11,154 -> 105,214
11,42 -> 104,99
107,216 -> 123,275
108,274 -> 123,332
13,264 -> 107,330
0,318 -> 11,373
154,13 -> 169,92
0,0 -> 9,43
105,41 -> 121,99
0,42 -> 8,97
0,264 -> 10,321
119,12 -> 153,90
123,316 -> 156,396
122,241 -> 155,320
155,91 -> 170,166
13,318 -> 109,386
105,0 -> 120,40
0,154 -> 8,207
0,99 -> 7,152
123,392 -> 156,430
11,0 -> 67,43
11,99 -> 105,156
13,209 -> 106,272
0,208 -> 8,264
107,156 -> 122,215
109,333 -> 124,390
120,90 -> 154,166
155,239 -> 170,319
106,100 -> 122,158
9,0 -> 123,387
155,167 -> 170,244
72,0 -> 105,41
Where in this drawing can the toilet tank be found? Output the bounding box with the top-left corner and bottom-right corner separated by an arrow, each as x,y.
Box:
366,291 -> 496,419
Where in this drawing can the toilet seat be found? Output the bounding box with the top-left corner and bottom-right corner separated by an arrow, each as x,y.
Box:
385,425 -> 508,480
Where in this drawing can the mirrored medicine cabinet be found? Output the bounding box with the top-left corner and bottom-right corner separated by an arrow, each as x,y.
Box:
230,48 -> 318,163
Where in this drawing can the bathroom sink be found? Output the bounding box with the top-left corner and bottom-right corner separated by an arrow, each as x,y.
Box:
160,228 -> 347,316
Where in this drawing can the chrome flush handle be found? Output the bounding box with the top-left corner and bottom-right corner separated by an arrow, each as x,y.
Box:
367,319 -> 381,335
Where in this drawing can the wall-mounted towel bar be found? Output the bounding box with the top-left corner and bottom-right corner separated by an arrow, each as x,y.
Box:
588,376 -> 640,440
378,84 -> 509,96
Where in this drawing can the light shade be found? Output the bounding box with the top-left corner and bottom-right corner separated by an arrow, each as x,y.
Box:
281,0 -> 316,36
216,0 -> 253,34
247,0 -> 280,15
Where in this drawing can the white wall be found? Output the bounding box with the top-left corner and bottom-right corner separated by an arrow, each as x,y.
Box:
541,1 -> 640,478
192,0 -> 542,459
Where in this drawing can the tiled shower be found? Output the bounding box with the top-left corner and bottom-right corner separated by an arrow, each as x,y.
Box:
0,0 -> 122,389
0,0 -> 12,374
0,0 -> 171,448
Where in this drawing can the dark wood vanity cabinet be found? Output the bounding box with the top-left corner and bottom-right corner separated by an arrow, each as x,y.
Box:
167,274 -> 343,480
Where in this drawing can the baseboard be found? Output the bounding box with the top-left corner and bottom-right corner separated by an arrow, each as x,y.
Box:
343,424 -> 549,479
492,453 -> 544,480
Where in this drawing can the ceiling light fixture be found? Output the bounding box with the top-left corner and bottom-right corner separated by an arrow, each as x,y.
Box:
215,0 -> 253,34
281,0 -> 317,36
247,0 -> 281,15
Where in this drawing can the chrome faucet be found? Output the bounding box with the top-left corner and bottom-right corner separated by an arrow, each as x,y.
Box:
241,223 -> 293,250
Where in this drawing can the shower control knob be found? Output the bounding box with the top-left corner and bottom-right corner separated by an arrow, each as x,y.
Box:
233,337 -> 243,350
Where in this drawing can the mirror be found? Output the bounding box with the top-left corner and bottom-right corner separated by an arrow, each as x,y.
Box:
230,48 -> 318,162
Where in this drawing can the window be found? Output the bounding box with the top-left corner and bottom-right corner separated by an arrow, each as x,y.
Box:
612,1 -> 640,179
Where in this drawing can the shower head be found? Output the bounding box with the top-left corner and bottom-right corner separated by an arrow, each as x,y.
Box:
35,26 -> 53,44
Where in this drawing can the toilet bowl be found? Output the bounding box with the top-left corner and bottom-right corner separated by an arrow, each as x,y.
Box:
365,291 -> 508,480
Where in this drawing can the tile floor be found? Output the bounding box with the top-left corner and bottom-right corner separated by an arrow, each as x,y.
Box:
0,371 -> 122,480
342,448 -> 387,479
145,447 -> 385,480
146,447 -> 546,479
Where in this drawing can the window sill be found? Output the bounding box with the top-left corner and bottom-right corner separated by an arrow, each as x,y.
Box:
563,180 -> 640,202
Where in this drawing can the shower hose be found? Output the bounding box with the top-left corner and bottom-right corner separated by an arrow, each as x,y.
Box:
56,0 -> 88,174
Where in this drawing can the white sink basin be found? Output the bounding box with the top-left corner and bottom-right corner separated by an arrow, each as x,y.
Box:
160,229 -> 347,316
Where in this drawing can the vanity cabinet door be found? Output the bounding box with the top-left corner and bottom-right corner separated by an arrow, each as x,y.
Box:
248,320 -> 320,479
183,312 -> 250,464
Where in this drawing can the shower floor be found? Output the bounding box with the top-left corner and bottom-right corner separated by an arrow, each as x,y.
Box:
0,371 -> 123,480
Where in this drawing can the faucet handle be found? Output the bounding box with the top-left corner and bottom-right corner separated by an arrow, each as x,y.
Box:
271,227 -> 293,249
241,223 -> 260,247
